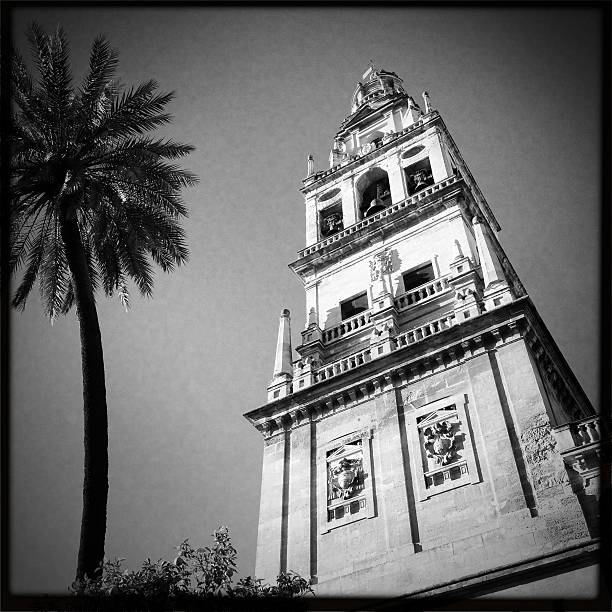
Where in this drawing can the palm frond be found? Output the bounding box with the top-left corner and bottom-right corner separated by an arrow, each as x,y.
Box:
12,209 -> 54,310
97,80 -> 174,140
10,196 -> 47,274
89,136 -> 195,168
11,51 -> 52,147
40,214 -> 70,321
60,280 -> 75,314
77,36 -> 119,141
80,35 -> 119,109
117,276 -> 130,312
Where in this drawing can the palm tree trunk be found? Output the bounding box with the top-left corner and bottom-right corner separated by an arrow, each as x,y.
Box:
60,211 -> 108,582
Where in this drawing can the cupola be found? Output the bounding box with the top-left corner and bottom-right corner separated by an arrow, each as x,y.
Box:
350,66 -> 406,114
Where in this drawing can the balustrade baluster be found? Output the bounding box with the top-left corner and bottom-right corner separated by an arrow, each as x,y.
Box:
585,420 -> 600,443
576,424 -> 588,445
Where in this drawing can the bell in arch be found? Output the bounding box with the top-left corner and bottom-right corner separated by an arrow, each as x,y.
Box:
365,197 -> 385,217
364,182 -> 389,217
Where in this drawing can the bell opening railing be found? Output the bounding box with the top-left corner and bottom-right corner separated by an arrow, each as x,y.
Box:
299,175 -> 460,258
322,310 -> 372,344
394,275 -> 451,312
312,313 -> 456,385
394,314 -> 455,349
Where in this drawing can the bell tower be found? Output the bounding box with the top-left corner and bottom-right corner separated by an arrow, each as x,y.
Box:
245,67 -> 603,598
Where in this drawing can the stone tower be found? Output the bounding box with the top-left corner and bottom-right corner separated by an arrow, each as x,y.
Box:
244,67 -> 603,598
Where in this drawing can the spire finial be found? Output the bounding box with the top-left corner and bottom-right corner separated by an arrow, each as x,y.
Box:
272,309 -> 293,380
308,306 -> 317,326
363,59 -> 376,80
307,154 -> 314,177
472,218 -> 506,288
454,239 -> 464,260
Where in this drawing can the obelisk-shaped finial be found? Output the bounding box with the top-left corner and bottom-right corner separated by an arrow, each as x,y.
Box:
272,309 -> 293,380
472,216 -> 506,288
422,91 -> 433,114
307,154 -> 314,177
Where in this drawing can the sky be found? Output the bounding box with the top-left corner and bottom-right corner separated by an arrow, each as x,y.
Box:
8,5 -> 601,595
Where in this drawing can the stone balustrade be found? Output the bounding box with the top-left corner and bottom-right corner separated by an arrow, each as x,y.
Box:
394,276 -> 451,311
323,310 -> 372,344
314,348 -> 372,383
299,175 -> 459,258
553,415 -> 604,453
309,313 -> 455,386
394,314 -> 455,348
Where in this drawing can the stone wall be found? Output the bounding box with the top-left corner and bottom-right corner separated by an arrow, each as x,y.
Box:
255,336 -> 594,596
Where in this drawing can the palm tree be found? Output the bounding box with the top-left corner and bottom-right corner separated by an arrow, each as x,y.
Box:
9,24 -> 197,582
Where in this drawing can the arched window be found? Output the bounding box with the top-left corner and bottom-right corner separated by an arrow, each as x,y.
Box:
404,157 -> 434,196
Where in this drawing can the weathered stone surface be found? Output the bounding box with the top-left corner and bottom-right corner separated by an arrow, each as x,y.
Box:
249,69 -> 599,598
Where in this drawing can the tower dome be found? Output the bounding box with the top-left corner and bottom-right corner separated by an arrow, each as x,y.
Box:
350,66 -> 406,113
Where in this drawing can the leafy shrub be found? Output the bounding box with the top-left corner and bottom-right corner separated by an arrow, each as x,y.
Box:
71,527 -> 312,609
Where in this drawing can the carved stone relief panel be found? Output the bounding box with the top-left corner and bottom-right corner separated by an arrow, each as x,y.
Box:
369,248 -> 393,281
406,393 -> 480,501
319,429 -> 375,533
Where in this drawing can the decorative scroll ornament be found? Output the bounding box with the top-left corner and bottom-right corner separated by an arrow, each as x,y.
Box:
424,421 -> 456,465
369,249 -> 393,281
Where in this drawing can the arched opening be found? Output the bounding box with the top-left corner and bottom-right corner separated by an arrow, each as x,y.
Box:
404,157 -> 434,196
355,167 -> 391,219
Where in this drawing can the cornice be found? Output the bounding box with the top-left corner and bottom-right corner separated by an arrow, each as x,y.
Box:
244,297 -> 596,440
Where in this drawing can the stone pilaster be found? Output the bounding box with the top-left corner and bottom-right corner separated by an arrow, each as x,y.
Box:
386,153 -> 406,204
373,382 -> 416,551
472,216 -> 512,311
286,422 -> 312,577
255,434 -> 286,582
